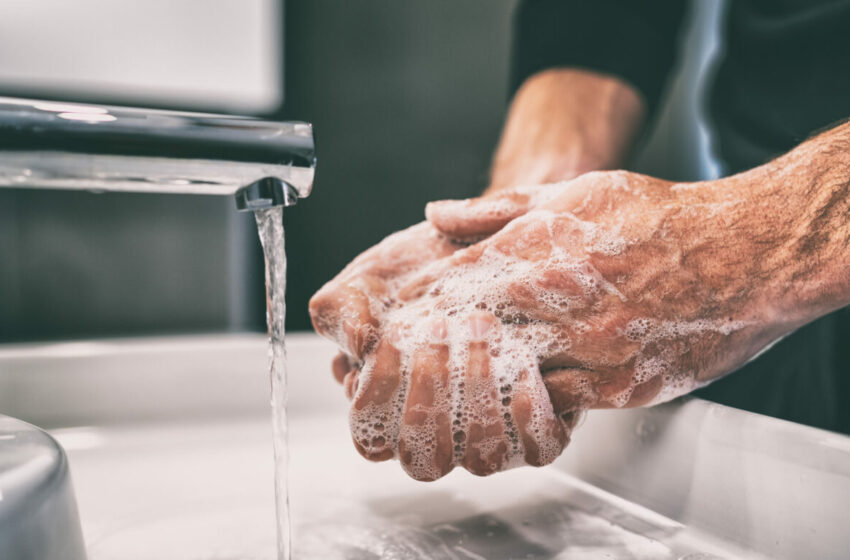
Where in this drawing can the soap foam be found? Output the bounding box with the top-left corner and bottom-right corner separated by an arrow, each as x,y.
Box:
345,225 -> 584,479
336,191 -> 748,479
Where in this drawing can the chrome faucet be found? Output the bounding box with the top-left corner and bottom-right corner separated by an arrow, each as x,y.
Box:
0,97 -> 315,210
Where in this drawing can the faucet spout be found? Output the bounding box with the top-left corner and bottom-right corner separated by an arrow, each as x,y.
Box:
0,97 -> 315,209
235,177 -> 300,211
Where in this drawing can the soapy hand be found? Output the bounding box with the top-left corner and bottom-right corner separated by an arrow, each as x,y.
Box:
424,171 -> 790,411
312,170 -> 793,481
309,221 -> 464,368
310,215 -> 575,480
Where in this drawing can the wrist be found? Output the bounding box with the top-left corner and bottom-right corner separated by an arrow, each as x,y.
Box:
488,69 -> 645,194
488,150 -> 599,195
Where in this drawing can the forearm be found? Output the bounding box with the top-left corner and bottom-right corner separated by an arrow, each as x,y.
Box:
768,121 -> 850,320
716,121 -> 850,328
488,68 -> 646,194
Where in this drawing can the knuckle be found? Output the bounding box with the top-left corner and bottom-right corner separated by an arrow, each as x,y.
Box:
343,370 -> 360,400
331,353 -> 352,384
308,287 -> 343,336
344,320 -> 379,358
352,436 -> 394,462
398,438 -> 443,481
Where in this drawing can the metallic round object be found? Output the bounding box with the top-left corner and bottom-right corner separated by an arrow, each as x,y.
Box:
0,414 -> 86,560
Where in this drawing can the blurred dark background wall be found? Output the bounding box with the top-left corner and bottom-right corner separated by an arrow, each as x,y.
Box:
280,0 -> 725,332
277,0 -> 518,331
0,0 -> 723,341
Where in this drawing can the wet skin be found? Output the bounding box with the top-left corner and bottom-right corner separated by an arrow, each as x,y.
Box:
310,64 -> 850,480
310,154 -> 847,480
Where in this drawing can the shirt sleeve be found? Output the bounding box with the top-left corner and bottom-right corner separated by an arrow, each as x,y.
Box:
511,0 -> 688,116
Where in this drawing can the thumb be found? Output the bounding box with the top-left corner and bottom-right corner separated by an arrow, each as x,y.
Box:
425,188 -> 539,241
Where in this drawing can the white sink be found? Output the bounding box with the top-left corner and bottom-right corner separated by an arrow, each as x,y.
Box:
2,333 -> 848,559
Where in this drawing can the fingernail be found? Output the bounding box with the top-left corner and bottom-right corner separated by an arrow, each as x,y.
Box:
426,199 -> 471,218
430,319 -> 448,340
469,315 -> 493,339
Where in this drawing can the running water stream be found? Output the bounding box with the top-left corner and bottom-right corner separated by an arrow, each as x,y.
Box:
254,206 -> 291,560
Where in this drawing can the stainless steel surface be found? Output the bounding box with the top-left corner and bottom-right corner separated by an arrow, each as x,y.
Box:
235,177 -> 301,211
0,414 -> 86,560
0,97 -> 315,208
562,399 -> 850,560
2,334 -> 848,558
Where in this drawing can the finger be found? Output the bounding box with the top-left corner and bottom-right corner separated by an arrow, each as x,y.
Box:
395,244 -> 484,302
398,319 -> 454,481
373,222 -> 460,275
330,222 -> 459,303
396,265 -> 444,302
460,312 -> 510,477
542,368 -> 599,419
309,280 -> 380,359
624,373 -> 664,408
343,367 -> 360,399
425,189 -> 537,241
544,365 -> 650,411
349,336 -> 402,462
511,359 -> 568,467
332,352 -> 354,384
592,366 -> 644,409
